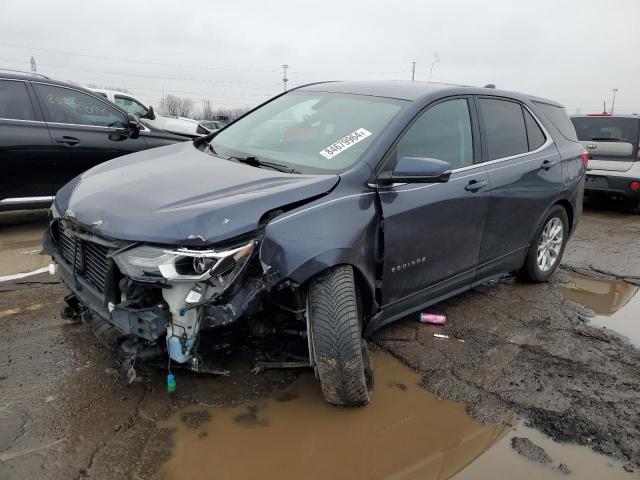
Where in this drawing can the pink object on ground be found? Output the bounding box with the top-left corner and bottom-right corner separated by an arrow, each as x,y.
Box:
419,313 -> 447,325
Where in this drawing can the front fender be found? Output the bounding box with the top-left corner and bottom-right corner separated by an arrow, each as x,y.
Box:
259,191 -> 379,294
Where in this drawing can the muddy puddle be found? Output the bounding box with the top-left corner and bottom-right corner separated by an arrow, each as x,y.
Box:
157,350 -> 633,479
159,351 -> 505,480
560,272 -> 640,347
456,422 -> 634,479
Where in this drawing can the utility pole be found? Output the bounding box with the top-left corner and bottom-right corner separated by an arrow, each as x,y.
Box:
282,64 -> 289,92
611,88 -> 619,115
30,56 -> 36,73
428,54 -> 439,82
411,61 -> 416,81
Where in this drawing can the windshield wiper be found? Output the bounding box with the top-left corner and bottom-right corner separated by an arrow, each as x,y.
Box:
229,156 -> 301,174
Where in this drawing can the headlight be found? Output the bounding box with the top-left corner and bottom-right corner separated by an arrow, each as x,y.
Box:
114,241 -> 255,284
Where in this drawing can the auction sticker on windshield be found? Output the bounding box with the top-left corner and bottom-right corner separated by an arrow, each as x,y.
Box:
320,128 -> 372,160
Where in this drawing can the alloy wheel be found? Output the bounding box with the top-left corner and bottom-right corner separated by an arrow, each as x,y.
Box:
537,217 -> 563,272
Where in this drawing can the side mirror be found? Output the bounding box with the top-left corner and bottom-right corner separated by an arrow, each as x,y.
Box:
126,115 -> 141,139
146,105 -> 156,120
378,157 -> 453,185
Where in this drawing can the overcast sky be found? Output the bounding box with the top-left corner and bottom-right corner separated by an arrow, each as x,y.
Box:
1,0 -> 639,115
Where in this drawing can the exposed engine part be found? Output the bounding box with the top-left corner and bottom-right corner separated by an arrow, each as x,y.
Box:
204,278 -> 267,329
248,318 -> 307,339
61,293 -> 82,321
252,360 -> 312,374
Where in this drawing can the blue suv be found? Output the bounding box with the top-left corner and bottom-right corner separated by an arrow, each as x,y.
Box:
45,81 -> 586,406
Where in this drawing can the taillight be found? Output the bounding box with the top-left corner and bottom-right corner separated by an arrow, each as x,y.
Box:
631,181 -> 640,191
580,150 -> 589,169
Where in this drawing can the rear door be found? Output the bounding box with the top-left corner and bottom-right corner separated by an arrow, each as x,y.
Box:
32,83 -> 149,190
0,78 -> 56,203
570,116 -> 639,172
475,96 -> 563,280
379,97 -> 490,306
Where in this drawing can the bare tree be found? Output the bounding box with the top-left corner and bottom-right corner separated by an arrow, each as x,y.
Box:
178,97 -> 194,118
200,99 -> 215,120
159,94 -> 195,118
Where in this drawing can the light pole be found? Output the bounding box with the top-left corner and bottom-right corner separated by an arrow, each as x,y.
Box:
610,88 -> 619,115
282,64 -> 289,92
428,54 -> 439,82
411,61 -> 416,81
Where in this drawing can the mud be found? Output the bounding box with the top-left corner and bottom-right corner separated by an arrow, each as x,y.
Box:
159,350 -> 506,480
1,207 -> 640,479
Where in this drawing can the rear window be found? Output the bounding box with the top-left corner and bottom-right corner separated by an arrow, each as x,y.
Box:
478,98 -> 528,160
523,109 -> 546,151
533,102 -> 578,141
0,80 -> 36,121
571,117 -> 640,144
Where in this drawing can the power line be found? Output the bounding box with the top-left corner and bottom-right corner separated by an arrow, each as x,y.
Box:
0,43 -> 280,73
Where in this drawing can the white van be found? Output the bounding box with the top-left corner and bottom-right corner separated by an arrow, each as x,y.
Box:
89,88 -> 211,138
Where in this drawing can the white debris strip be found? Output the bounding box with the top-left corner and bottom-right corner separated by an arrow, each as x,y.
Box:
0,266 -> 51,283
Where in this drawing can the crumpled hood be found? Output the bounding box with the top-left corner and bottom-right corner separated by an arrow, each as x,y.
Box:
55,142 -> 339,245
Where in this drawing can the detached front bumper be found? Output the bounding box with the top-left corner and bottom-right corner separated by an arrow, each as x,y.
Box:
45,222 -> 268,366
51,237 -> 169,342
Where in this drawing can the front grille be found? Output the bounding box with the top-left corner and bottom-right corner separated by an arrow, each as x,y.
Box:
59,229 -> 111,293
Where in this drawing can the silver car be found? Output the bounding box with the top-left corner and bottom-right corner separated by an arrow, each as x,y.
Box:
571,115 -> 640,212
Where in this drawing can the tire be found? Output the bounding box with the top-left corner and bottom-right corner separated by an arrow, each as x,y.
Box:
518,205 -> 569,283
307,265 -> 373,407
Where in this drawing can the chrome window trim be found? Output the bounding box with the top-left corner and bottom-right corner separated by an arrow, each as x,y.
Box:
44,121 -> 126,131
0,117 -> 45,124
0,196 -> 54,205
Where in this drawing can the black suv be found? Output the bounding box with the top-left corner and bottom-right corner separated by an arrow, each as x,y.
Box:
0,70 -> 185,211
45,81 -> 586,407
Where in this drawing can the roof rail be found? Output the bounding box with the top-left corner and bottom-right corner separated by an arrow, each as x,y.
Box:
0,68 -> 49,79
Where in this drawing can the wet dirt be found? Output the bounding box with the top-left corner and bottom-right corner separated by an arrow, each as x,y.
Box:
0,211 -> 50,276
2,208 -> 640,479
159,350 -> 506,480
559,271 -> 640,347
456,422 -> 635,479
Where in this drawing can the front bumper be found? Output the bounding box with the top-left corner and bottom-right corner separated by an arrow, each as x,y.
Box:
53,248 -> 169,341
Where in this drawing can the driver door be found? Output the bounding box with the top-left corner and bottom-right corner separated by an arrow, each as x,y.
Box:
379,97 -> 490,307
32,83 -> 148,192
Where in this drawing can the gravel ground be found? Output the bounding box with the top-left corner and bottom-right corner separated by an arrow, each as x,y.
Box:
1,205 -> 639,478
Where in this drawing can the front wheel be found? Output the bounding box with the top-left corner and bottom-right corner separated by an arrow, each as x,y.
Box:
519,205 -> 569,282
307,265 -> 373,407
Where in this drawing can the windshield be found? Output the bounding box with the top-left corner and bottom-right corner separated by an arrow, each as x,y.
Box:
571,117 -> 640,143
209,91 -> 406,174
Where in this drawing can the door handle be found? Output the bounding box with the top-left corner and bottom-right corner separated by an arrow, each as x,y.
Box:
55,136 -> 81,146
540,159 -> 558,170
464,179 -> 487,192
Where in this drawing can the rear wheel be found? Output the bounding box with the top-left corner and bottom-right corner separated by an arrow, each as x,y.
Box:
307,265 -> 373,407
519,205 -> 569,282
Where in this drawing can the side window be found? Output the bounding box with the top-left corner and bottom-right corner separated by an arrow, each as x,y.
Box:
0,80 -> 36,121
115,95 -> 148,117
396,99 -> 473,169
478,98 -> 528,160
34,84 -> 125,128
523,109 -> 546,151
533,102 -> 578,141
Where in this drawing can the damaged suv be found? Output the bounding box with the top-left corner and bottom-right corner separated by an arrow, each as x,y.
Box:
45,81 -> 586,406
